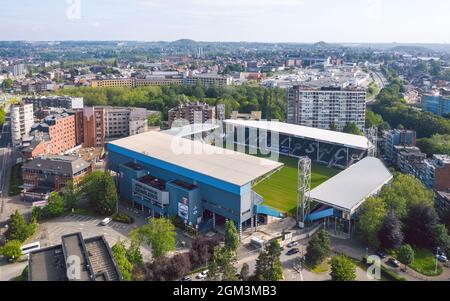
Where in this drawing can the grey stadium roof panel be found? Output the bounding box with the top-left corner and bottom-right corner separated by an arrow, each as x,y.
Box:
309,157 -> 393,214
108,131 -> 284,187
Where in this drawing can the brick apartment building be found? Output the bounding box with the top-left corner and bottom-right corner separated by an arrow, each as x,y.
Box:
168,102 -> 216,128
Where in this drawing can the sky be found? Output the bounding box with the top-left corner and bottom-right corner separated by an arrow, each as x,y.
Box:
0,0 -> 449,43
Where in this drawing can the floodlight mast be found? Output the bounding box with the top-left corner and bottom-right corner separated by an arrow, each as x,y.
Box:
297,156 -> 311,229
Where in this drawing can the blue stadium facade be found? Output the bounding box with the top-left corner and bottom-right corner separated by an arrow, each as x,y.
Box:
107,142 -> 280,234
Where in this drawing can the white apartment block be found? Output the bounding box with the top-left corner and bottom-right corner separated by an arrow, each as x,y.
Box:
11,103 -> 34,146
104,107 -> 148,138
287,86 -> 366,131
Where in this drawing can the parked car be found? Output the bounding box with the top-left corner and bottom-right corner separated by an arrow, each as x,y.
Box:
287,241 -> 299,248
100,217 -> 112,226
180,276 -> 192,281
375,250 -> 387,259
196,270 -> 209,279
388,258 -> 401,268
286,248 -> 300,256
437,254 -> 448,263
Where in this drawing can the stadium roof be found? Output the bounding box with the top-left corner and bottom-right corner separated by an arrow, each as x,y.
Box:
224,120 -> 373,150
309,157 -> 393,214
162,123 -> 219,137
108,131 -> 283,187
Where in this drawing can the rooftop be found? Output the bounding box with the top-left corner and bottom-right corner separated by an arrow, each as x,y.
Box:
28,233 -> 121,281
23,155 -> 91,175
309,157 -> 393,214
108,131 -> 283,187
224,120 -> 373,150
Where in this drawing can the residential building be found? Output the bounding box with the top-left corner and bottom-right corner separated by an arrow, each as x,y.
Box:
8,63 -> 26,77
23,112 -> 77,158
422,155 -> 450,191
82,106 -> 150,147
28,232 -> 121,281
182,73 -> 233,87
422,94 -> 450,116
287,86 -> 366,131
21,155 -> 92,202
435,190 -> 450,215
383,129 -> 417,163
230,111 -> 262,121
168,102 -> 216,128
23,96 -> 84,110
11,103 -> 34,146
394,146 -> 427,175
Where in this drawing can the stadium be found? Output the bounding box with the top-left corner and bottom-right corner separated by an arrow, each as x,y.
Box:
107,121 -> 391,238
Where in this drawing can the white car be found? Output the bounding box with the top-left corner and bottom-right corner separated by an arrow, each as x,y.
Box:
100,217 -> 112,226
196,270 -> 209,279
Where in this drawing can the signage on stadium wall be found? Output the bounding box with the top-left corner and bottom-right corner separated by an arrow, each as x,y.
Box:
178,201 -> 189,221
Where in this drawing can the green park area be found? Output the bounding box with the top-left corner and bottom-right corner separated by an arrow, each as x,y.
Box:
253,155 -> 339,215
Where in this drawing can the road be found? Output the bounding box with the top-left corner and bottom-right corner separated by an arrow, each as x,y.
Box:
367,69 -> 387,103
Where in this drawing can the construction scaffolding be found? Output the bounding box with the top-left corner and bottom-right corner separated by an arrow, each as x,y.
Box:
297,156 -> 311,228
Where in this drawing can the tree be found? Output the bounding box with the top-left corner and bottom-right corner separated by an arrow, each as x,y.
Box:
0,240 -> 23,262
46,192 -> 66,217
131,218 -> 176,258
255,240 -> 284,281
224,220 -> 239,253
147,113 -> 162,127
404,203 -> 439,249
189,236 -> 219,268
365,111 -> 384,129
82,171 -> 118,215
1,78 -> 13,90
60,181 -> 79,210
378,210 -> 403,250
111,241 -> 133,281
397,244 -> 414,265
343,122 -> 364,136
380,174 -> 434,219
6,210 -> 37,242
330,255 -> 356,281
305,229 -> 331,266
432,224 -> 450,251
240,263 -> 250,281
357,197 -> 387,248
207,246 -> 238,281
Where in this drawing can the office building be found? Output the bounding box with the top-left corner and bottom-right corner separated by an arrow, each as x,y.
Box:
287,86 -> 366,131
11,103 -> 34,146
22,155 -> 92,202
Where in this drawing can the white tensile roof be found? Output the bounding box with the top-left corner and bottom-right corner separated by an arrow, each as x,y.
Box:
224,120 -> 373,150
109,131 -> 283,187
309,157 -> 393,214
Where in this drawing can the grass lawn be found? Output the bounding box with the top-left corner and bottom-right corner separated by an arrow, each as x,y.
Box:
408,248 -> 443,277
310,259 -> 331,274
253,155 -> 339,215
8,163 -> 23,196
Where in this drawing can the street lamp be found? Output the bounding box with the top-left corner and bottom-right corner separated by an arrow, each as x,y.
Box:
435,247 -> 440,275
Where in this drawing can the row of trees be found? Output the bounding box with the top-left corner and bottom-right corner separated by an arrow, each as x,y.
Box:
54,84 -> 287,122
357,174 -> 450,253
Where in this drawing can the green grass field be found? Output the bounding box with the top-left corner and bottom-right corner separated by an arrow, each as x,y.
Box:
408,248 -> 443,277
253,155 -> 339,215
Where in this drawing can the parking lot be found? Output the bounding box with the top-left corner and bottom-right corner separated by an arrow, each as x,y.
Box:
33,213 -> 154,261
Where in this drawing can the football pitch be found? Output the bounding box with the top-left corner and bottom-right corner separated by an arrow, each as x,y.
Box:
253,155 -> 340,215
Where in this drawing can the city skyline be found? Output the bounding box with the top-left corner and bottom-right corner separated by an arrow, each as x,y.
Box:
0,0 -> 449,43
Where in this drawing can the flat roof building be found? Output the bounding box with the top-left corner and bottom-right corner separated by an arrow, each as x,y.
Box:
28,232 -> 121,281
